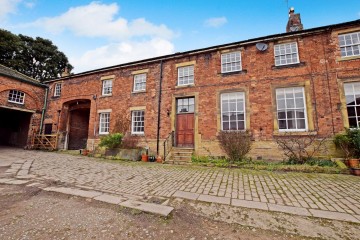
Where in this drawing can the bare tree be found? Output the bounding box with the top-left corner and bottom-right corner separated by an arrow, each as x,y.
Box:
274,132 -> 329,164
217,131 -> 252,165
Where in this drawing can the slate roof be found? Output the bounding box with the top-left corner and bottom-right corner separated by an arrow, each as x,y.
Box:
0,64 -> 46,88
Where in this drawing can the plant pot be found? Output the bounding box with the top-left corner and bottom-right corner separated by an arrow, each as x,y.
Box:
141,154 -> 148,162
82,149 -> 89,156
348,159 -> 359,168
344,159 -> 350,167
351,168 -> 360,176
156,156 -> 163,163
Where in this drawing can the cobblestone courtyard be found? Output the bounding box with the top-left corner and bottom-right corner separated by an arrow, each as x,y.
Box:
1,147 -> 360,223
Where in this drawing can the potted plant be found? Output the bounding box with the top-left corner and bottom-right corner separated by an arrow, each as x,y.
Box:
334,132 -> 356,166
141,147 -> 149,162
156,155 -> 163,163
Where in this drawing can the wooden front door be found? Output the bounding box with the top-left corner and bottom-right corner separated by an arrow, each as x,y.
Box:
176,97 -> 194,148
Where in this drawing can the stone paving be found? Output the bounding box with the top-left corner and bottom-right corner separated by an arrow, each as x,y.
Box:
1,147 -> 360,223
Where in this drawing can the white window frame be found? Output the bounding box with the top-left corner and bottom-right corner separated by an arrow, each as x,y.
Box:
54,83 -> 62,97
344,82 -> 360,128
102,79 -> 113,96
131,110 -> 145,134
133,73 -> 147,92
221,51 -> 242,73
338,31 -> 360,58
99,112 -> 110,134
276,87 -> 308,132
220,92 -> 246,131
8,90 -> 25,104
178,65 -> 194,86
274,42 -> 300,66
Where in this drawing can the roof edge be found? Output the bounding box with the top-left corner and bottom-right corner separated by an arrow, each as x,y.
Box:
45,19 -> 360,83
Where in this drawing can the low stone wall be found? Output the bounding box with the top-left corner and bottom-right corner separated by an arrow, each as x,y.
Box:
104,148 -> 142,161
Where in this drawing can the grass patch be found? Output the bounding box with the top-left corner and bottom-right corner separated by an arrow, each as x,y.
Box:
191,156 -> 349,174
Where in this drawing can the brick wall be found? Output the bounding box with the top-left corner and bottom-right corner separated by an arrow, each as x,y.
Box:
0,75 -> 46,146
45,22 -> 360,160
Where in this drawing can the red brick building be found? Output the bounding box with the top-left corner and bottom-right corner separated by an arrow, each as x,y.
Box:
44,14 -> 360,161
0,64 -> 47,147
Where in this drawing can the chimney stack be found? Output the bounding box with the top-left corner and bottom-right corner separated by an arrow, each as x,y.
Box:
61,67 -> 69,77
286,7 -> 303,32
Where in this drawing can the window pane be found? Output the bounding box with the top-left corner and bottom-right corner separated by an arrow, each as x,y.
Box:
349,117 -> 358,128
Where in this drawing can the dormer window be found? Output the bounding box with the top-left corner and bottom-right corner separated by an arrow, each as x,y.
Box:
8,90 -> 25,104
54,83 -> 62,97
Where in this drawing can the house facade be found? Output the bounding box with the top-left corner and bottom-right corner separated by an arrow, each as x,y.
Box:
0,64 -> 47,147
43,14 -> 360,160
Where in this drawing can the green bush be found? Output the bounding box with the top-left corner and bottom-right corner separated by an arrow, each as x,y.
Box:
99,133 -> 123,149
346,128 -> 360,158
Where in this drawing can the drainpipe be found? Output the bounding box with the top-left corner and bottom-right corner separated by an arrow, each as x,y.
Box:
156,60 -> 164,155
39,87 -> 49,134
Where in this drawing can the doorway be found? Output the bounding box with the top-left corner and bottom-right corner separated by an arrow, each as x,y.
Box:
176,97 -> 194,148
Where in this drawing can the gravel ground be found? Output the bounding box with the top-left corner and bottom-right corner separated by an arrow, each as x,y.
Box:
0,184 -> 308,240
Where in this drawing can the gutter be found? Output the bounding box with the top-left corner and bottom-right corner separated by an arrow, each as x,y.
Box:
156,60 -> 163,156
39,87 -> 49,134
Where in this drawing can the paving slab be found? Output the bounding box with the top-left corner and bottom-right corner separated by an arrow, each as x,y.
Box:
0,178 -> 13,184
268,203 -> 311,216
17,170 -> 28,176
43,187 -> 102,198
120,200 -> 173,217
231,199 -> 269,211
198,194 -> 231,205
309,209 -> 360,223
94,194 -> 127,204
5,179 -> 29,185
173,190 -> 199,200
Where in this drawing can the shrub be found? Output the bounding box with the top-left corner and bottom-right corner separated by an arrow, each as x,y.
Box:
334,132 -> 352,159
99,133 -> 123,149
274,132 -> 329,164
345,128 -> 360,158
217,131 -> 252,164
121,134 -> 140,149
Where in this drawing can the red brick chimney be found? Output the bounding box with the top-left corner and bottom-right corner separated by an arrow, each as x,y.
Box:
286,7 -> 303,32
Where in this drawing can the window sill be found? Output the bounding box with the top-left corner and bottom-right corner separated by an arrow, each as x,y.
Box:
8,100 -> 24,105
99,132 -> 109,136
131,133 -> 145,136
273,130 -> 317,136
336,55 -> 360,62
132,90 -> 146,94
100,94 -> 112,98
52,96 -> 60,99
175,84 -> 195,89
220,69 -> 247,76
271,62 -> 305,70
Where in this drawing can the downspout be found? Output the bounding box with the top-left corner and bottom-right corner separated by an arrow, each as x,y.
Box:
156,60 -> 164,155
39,86 -> 49,134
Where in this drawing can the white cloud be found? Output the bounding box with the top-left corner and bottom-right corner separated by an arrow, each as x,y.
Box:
204,17 -> 227,28
26,2 -> 174,40
0,0 -> 22,21
72,38 -> 174,72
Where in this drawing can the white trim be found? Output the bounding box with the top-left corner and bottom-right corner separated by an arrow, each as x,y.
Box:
177,65 -> 194,86
221,51 -> 242,73
133,73 -> 147,92
220,92 -> 246,131
276,87 -> 308,131
131,110 -> 145,134
102,79 -> 113,96
274,42 -> 300,66
99,112 -> 110,134
54,83 -> 62,97
8,90 -> 25,105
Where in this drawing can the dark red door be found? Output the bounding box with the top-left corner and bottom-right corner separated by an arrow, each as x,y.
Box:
176,113 -> 194,147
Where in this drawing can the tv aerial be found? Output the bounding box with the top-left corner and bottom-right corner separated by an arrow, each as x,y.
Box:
256,42 -> 268,51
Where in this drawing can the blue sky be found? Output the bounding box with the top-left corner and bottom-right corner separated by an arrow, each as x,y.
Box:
1,0 -> 359,73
